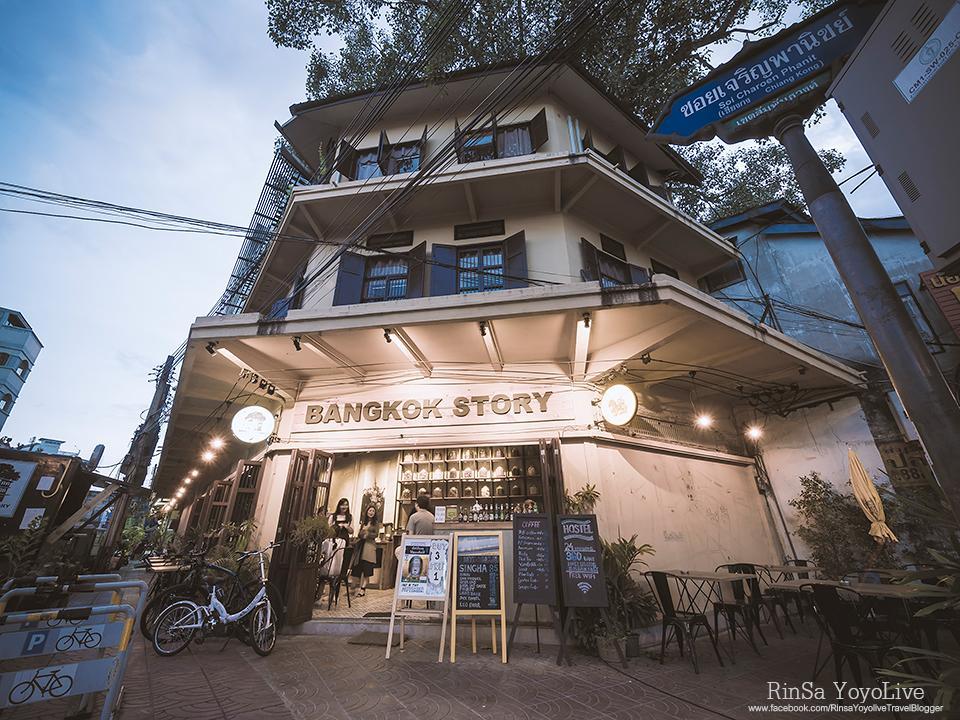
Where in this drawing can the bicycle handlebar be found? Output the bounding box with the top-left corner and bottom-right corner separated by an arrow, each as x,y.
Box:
235,540 -> 284,560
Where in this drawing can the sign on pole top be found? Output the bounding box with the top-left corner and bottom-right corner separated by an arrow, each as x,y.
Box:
648,1 -> 884,145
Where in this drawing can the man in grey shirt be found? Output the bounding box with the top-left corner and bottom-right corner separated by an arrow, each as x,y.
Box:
406,495 -> 435,535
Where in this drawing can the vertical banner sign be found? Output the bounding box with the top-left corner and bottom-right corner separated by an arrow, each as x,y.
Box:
512,514 -> 558,606
387,534 -> 452,662
450,531 -> 507,663
557,515 -> 608,608
0,461 -> 37,518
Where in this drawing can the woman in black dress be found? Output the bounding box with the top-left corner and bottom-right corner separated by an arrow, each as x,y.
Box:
351,504 -> 380,596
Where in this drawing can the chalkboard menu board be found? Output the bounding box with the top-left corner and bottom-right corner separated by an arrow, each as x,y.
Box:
454,534 -> 502,611
513,514 -> 557,606
557,515 -> 608,608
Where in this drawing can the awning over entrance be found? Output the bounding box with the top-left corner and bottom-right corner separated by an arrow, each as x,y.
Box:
154,277 -> 862,496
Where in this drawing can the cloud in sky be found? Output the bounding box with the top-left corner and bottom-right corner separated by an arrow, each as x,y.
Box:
0,1 -> 328,469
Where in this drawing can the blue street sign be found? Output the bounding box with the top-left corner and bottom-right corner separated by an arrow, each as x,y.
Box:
649,1 -> 883,144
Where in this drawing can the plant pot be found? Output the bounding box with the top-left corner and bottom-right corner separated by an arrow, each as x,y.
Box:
596,637 -> 625,663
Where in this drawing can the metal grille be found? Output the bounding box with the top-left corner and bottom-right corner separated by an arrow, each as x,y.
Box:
238,463 -> 260,490
911,4 -> 941,38
212,149 -> 308,315
891,31 -> 919,64
898,171 -> 921,202
230,493 -> 255,524
861,112 -> 880,139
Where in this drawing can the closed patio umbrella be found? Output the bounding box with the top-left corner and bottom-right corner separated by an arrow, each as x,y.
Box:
848,448 -> 898,543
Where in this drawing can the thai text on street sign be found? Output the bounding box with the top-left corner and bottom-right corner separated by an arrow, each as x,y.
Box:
649,1 -> 883,144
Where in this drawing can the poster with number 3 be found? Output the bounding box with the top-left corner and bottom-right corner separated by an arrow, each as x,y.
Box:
397,536 -> 450,600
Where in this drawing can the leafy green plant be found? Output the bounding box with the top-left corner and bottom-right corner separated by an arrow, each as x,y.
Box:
290,515 -> 336,548
571,534 -> 658,653
220,519 -> 258,553
788,472 -> 899,578
0,518 -> 49,583
564,483 -> 600,515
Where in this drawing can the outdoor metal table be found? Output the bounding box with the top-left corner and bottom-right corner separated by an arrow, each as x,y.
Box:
658,570 -> 760,661
769,579 -> 950,600
761,564 -> 820,580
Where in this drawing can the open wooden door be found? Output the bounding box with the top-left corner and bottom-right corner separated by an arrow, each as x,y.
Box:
269,449 -> 334,625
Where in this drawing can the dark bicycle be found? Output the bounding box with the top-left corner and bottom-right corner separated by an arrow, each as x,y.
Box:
55,626 -> 103,652
8,668 -> 74,705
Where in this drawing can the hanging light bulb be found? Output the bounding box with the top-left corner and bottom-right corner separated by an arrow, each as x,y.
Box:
695,413 -> 713,429
190,469 -> 199,478
746,425 -> 763,441
201,450 -> 215,463
209,437 -> 226,450
183,477 -> 192,485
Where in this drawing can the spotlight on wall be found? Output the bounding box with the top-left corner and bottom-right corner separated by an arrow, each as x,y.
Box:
293,336 -> 302,352
383,329 -> 392,343
201,450 -> 215,463
206,342 -> 217,356
695,413 -> 713,429
746,425 -> 763,441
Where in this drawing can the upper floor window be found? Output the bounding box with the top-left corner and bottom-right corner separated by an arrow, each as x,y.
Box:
456,108 -> 548,164
4,313 -> 26,329
335,127 -> 427,182
385,142 -> 420,175
580,237 -> 648,288
363,256 -> 409,302
0,352 -> 8,367
651,258 -> 680,280
457,244 -> 504,294
1,393 -> 12,413
354,148 -> 381,180
16,360 -> 29,378
698,259 -> 746,294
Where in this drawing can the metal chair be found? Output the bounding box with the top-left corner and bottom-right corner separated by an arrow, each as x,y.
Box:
644,571 -> 724,674
804,583 -> 893,685
711,564 -> 764,659
780,559 -> 813,624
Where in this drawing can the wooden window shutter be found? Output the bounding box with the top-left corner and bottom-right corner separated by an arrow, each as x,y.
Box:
503,231 -> 528,289
628,161 -> 650,187
490,113 -> 499,158
429,244 -> 458,296
579,237 -> 599,282
454,120 -> 465,163
603,145 -> 625,169
628,264 -> 650,285
376,130 -> 392,174
406,241 -> 427,299
227,461 -> 264,526
599,234 -> 626,261
529,108 -> 548,151
332,251 -> 366,306
334,139 -> 358,180
581,128 -> 594,153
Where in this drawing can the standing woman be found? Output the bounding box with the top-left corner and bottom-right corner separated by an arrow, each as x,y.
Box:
352,505 -> 380,596
324,498 -> 354,579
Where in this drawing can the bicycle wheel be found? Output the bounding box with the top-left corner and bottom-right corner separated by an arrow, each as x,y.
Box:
49,674 -> 73,698
8,681 -> 34,705
152,601 -> 201,656
248,600 -> 277,656
139,582 -> 197,639
244,580 -> 286,630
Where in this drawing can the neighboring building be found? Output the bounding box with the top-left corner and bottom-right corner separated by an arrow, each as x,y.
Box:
155,63 -> 874,620
0,307 -> 42,432
15,437 -> 79,456
829,0 -> 960,271
704,201 -> 957,506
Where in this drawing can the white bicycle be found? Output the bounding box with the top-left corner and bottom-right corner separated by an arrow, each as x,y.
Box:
152,541 -> 281,657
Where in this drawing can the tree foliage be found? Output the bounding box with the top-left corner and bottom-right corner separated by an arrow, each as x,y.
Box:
266,0 -> 839,220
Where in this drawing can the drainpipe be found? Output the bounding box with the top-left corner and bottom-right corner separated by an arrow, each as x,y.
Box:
754,451 -> 798,561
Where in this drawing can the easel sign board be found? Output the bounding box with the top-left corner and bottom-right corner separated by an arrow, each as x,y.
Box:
513,514 -> 558,606
451,531 -> 507,663
386,534 -> 452,662
397,535 -> 451,600
557,515 -> 608,608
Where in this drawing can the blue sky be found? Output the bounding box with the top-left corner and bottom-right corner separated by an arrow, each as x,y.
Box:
0,3 -> 898,474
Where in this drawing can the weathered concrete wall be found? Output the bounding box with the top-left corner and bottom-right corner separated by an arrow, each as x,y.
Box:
560,439 -> 781,570
750,396 -> 885,559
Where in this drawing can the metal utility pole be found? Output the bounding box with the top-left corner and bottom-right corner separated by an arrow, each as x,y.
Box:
99,355 -> 175,564
774,115 -> 960,517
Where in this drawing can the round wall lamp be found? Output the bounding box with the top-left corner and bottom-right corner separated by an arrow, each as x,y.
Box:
231,405 -> 276,444
599,384 -> 638,427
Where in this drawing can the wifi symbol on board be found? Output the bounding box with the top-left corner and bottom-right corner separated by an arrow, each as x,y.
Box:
577,582 -> 592,594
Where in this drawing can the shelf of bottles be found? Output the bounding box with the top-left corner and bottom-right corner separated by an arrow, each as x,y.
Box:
396,444 -> 544,524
